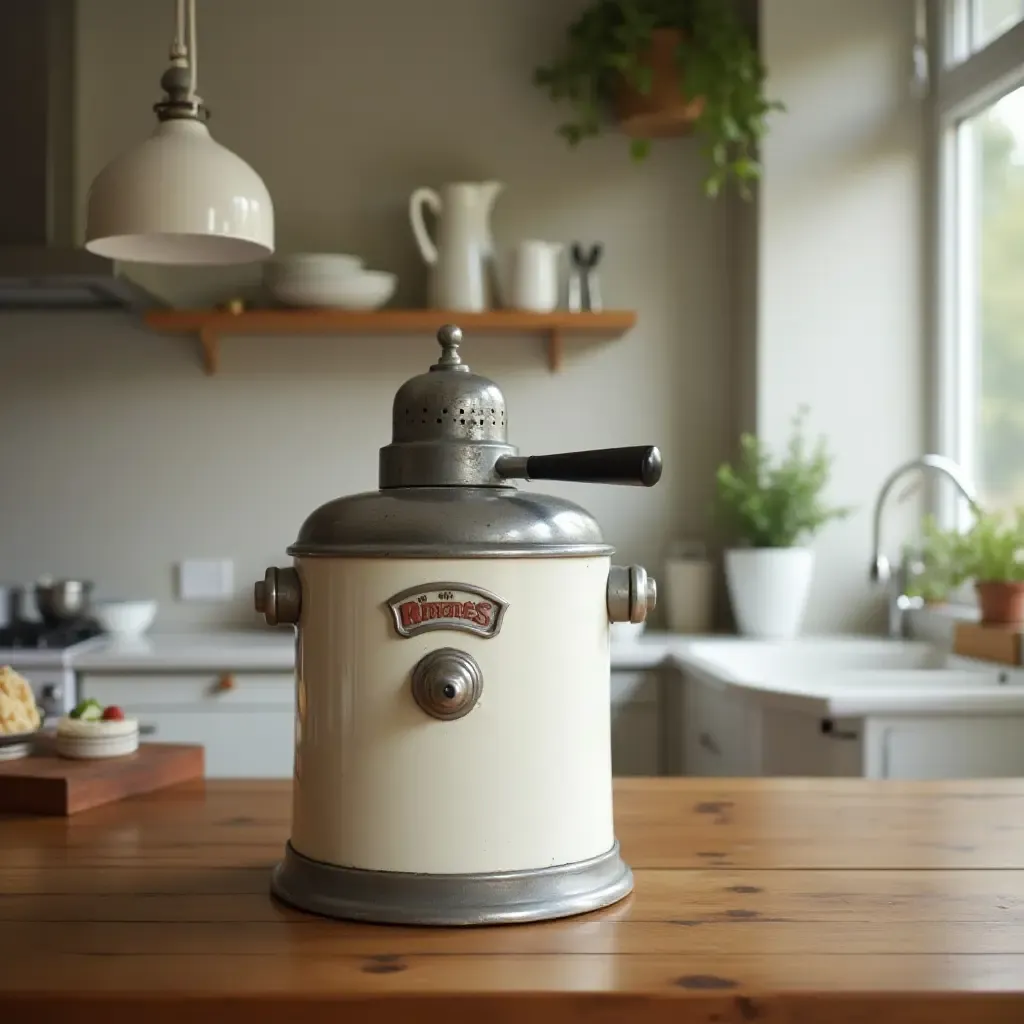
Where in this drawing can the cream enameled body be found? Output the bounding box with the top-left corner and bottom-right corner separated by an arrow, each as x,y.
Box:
290,555 -> 614,876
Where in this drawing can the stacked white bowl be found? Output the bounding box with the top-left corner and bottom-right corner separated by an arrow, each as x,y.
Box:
93,599 -> 158,637
264,253 -> 397,310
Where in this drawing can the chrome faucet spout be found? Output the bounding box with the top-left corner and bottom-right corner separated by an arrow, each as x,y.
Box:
870,454 -> 978,637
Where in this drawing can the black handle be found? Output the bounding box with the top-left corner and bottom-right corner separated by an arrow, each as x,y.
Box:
523,446 -> 662,487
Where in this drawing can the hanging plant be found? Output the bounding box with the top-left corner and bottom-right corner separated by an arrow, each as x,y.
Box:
533,0 -> 783,198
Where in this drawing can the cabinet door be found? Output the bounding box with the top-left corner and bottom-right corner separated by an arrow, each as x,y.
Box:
610,671 -> 660,776
81,672 -> 295,779
867,716 -> 1024,779
683,674 -> 751,777
131,709 -> 294,778
758,708 -> 863,777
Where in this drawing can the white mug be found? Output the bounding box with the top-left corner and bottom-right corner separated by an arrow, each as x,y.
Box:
508,240 -> 562,313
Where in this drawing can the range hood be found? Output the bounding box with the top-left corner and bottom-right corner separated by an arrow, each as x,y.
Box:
0,1 -> 159,310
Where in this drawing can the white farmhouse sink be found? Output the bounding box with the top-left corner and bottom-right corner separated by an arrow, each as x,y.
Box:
671,636 -> 1024,724
684,636 -> 946,681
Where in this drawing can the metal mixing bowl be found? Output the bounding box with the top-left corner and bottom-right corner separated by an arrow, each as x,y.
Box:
34,579 -> 94,623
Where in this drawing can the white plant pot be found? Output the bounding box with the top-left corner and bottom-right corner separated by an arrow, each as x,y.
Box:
724,547 -> 814,639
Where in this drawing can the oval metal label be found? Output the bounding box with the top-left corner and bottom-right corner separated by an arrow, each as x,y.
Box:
385,582 -> 509,639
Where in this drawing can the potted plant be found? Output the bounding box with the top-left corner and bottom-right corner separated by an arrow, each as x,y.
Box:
955,508 -> 1024,624
533,0 -> 783,198
714,410 -> 851,638
901,508 -> 1024,624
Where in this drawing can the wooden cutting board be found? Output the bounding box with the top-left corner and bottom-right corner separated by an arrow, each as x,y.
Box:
0,739 -> 204,816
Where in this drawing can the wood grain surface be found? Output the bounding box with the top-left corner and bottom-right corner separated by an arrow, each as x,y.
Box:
3,777 -> 1024,1023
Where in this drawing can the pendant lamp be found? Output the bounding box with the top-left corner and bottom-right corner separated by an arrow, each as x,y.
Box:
85,0 -> 274,265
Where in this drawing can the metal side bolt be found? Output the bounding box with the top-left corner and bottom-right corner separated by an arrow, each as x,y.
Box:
254,566 -> 302,626
607,565 -> 657,624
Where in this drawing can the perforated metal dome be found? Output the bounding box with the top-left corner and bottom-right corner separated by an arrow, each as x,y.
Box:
379,325 -> 517,488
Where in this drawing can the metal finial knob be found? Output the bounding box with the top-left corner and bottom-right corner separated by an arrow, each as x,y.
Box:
432,324 -> 467,372
154,64 -> 208,122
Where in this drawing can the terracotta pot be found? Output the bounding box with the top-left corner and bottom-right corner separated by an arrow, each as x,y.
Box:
975,580 -> 1024,625
613,28 -> 704,139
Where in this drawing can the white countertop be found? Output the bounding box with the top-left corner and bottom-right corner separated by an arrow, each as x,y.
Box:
72,630 -> 296,672
69,629 -> 1024,718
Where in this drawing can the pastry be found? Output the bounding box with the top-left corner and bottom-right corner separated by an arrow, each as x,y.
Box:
56,699 -> 140,759
0,666 -> 41,735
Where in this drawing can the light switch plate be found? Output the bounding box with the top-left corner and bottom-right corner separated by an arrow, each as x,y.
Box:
178,559 -> 234,601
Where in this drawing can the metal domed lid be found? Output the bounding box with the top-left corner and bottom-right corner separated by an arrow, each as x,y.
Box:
287,487 -> 611,558
287,322 -> 664,558
379,325 -> 517,488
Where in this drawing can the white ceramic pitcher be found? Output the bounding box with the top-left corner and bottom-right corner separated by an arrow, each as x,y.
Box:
409,181 -> 504,311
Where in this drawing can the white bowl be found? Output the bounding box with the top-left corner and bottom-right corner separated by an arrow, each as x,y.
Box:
94,600 -> 158,637
270,269 -> 397,310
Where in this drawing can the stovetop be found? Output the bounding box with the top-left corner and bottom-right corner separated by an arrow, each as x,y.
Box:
0,619 -> 103,651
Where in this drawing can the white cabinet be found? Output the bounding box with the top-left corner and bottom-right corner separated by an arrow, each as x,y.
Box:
81,672 -> 294,779
610,671 -> 660,776
682,671 -> 753,776
864,717 -> 1024,779
677,667 -> 1024,780
80,665 -> 670,780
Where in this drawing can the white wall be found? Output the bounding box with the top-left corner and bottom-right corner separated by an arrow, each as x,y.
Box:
756,0 -> 925,632
0,0 -> 737,629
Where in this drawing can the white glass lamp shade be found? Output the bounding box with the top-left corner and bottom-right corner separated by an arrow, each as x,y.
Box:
85,119 -> 274,265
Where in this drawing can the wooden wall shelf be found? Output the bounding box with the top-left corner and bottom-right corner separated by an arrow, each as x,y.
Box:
144,309 -> 637,375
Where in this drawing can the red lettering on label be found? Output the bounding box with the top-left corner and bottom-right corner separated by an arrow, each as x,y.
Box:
394,591 -> 501,634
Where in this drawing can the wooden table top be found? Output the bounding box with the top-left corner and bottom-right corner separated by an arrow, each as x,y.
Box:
4,777 -> 1024,1023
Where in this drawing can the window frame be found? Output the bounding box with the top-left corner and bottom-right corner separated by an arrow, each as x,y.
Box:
930,0 -> 1024,529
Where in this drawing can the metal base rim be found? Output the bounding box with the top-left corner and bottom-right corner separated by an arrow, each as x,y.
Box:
270,840 -> 634,926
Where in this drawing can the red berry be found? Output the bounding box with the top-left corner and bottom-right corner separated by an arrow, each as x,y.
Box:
102,705 -> 125,721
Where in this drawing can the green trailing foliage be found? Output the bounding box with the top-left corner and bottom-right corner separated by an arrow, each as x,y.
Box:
713,408 -> 852,549
533,0 -> 783,198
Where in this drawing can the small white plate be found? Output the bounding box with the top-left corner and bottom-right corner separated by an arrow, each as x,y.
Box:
0,730 -> 40,760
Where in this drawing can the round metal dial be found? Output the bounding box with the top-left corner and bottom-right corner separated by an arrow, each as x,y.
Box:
410,647 -> 483,721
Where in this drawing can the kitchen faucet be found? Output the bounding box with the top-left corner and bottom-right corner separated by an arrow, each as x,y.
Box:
870,455 -> 978,639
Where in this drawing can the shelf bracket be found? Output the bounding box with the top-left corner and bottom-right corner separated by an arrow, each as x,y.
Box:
547,329 -> 563,373
199,328 -> 220,376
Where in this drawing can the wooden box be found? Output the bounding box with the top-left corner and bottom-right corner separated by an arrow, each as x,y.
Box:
0,740 -> 204,816
952,621 -> 1022,666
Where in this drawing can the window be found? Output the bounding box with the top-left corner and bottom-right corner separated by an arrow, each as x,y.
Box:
945,0 -> 1024,62
934,1 -> 1024,522
971,0 -> 1024,52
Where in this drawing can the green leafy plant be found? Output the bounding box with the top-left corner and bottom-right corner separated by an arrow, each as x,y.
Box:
713,409 -> 852,548
533,0 -> 783,198
905,507 -> 1024,599
957,507 -> 1024,583
904,515 -> 965,603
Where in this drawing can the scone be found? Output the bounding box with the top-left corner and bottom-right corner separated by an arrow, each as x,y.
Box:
56,699 -> 139,759
0,666 -> 42,760
0,665 -> 42,736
